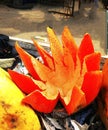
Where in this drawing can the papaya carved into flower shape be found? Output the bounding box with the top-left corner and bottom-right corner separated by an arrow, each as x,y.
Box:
8,26 -> 102,115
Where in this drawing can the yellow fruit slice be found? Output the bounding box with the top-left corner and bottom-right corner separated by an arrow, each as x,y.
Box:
0,67 -> 41,130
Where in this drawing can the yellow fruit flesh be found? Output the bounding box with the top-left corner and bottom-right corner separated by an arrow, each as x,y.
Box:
0,68 -> 41,130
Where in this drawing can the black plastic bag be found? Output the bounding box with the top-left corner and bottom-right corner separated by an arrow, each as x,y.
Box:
0,34 -> 13,58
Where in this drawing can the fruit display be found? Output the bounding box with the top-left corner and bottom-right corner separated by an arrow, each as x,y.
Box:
1,26 -> 108,129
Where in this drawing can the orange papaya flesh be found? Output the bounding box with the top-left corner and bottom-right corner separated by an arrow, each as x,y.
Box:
22,89 -> 59,113
35,52 -> 79,94
31,53 -> 73,95
63,47 -> 74,73
31,57 -> 55,82
60,86 -> 86,115
31,44 -> 83,113
32,56 -> 72,96
81,71 -> 102,105
47,27 -> 64,66
46,27 -> 80,89
8,69 -> 41,94
84,52 -> 101,71
15,43 -> 40,79
62,26 -> 78,66
33,39 -> 54,70
78,33 -> 94,66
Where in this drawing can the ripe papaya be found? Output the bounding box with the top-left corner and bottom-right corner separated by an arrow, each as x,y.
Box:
0,67 -> 41,130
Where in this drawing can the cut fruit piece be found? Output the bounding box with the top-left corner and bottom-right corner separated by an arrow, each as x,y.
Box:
78,33 -> 94,66
15,43 -> 40,79
82,71 -> 102,105
9,26 -> 102,115
22,90 -> 59,113
8,69 -> 41,94
33,39 -> 54,70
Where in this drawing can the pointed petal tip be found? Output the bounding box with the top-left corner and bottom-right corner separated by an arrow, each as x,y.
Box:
15,41 -> 21,50
47,26 -> 52,31
84,33 -> 91,38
